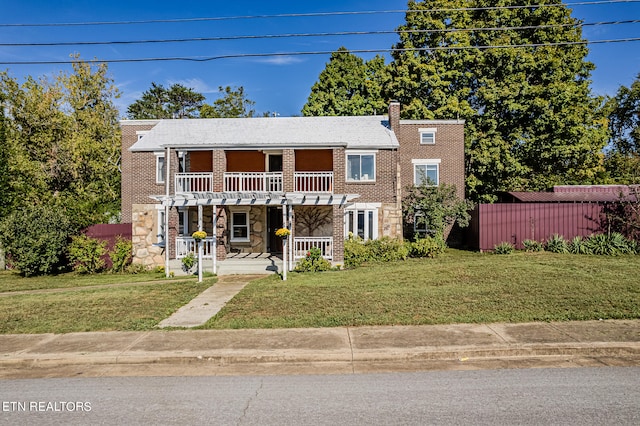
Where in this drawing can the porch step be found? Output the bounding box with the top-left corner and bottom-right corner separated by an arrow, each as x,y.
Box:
166,256 -> 283,276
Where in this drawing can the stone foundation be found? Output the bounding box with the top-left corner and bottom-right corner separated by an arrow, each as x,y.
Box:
131,203 -> 164,268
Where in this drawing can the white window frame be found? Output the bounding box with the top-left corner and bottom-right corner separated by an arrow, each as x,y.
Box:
230,207 -> 251,243
419,128 -> 437,145
346,150 -> 376,183
344,203 -> 380,241
155,152 -> 165,184
412,159 -> 441,186
178,208 -> 188,236
157,208 -> 166,246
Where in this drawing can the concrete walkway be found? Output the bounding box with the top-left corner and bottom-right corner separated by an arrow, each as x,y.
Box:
1,320 -> 638,379
158,275 -> 267,328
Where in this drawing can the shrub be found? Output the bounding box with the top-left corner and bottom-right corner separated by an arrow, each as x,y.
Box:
568,236 -> 592,255
0,203 -> 76,276
586,234 -> 611,255
125,263 -> 148,274
109,236 -> 133,273
545,234 -> 569,254
294,247 -> 332,272
68,235 -> 107,274
344,236 -> 411,268
608,232 -> 635,255
409,235 -> 446,258
181,252 -> 197,273
493,242 -> 514,254
522,239 -> 544,252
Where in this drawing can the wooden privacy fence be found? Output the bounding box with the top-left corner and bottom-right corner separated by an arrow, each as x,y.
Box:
83,223 -> 132,268
468,203 -> 606,251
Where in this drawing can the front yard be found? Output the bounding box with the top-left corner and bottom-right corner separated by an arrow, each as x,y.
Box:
0,250 -> 638,333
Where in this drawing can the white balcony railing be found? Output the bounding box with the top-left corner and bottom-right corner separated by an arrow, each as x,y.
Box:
294,172 -> 333,193
175,173 -> 213,194
224,172 -> 283,192
176,237 -> 215,259
294,237 -> 333,260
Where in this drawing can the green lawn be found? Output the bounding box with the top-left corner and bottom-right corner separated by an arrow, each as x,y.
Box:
201,250 -> 640,329
0,270 -> 187,293
1,250 -> 638,334
0,279 -> 213,334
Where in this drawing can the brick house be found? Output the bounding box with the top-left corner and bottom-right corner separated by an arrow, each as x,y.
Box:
120,102 -> 465,274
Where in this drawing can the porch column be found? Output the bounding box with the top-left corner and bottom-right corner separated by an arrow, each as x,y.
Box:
282,204 -> 287,281
164,146 -> 171,278
212,205 -> 217,275
288,204 -> 294,271
197,204 -> 203,283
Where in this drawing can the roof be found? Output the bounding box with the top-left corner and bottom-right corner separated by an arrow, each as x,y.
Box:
127,115 -> 399,151
504,185 -> 639,203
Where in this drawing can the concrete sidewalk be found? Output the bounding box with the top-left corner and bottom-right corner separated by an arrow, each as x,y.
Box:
1,320 -> 638,378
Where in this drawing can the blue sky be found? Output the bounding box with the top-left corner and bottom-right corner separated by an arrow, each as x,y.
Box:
1,0 -> 639,117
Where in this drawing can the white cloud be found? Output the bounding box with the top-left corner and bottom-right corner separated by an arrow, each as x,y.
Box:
255,56 -> 304,65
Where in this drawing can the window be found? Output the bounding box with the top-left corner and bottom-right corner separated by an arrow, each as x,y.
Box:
157,209 -> 166,247
346,151 -> 376,182
419,128 -> 437,145
231,211 -> 250,242
178,209 -> 188,236
156,154 -> 165,184
412,159 -> 441,186
413,212 -> 428,238
345,205 -> 379,241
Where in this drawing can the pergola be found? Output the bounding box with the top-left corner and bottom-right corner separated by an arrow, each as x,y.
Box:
152,191 -> 359,281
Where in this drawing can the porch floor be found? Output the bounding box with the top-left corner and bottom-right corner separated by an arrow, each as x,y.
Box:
169,253 -> 284,276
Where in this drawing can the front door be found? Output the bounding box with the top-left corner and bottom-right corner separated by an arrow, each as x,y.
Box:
267,206 -> 283,253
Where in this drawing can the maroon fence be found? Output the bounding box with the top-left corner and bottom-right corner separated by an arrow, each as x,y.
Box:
83,223 -> 132,268
468,203 -> 606,251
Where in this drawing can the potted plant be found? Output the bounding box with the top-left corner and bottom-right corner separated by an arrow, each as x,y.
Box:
181,252 -> 197,273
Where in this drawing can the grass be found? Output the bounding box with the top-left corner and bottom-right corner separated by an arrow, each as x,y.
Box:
1,250 -> 638,334
0,270 -> 190,293
201,250 -> 640,329
0,279 -> 213,334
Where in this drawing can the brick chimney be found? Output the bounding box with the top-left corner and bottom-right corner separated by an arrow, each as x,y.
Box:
388,101 -> 400,131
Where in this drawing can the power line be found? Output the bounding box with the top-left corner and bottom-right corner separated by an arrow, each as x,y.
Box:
1,37 -> 638,65
1,19 -> 639,47
0,0 -> 638,27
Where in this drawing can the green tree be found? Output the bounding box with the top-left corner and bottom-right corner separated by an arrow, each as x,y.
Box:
604,73 -> 640,183
402,182 -> 474,240
387,0 -> 608,202
199,86 -> 256,118
302,47 -> 387,116
127,83 -> 205,119
0,57 -> 121,228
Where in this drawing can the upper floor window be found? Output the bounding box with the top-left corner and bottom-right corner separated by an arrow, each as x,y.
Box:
419,128 -> 437,145
346,151 -> 376,182
412,159 -> 441,186
156,153 -> 165,184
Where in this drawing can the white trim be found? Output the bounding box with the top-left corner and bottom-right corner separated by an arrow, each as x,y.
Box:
412,159 -> 441,186
400,119 -> 465,124
344,207 -> 379,241
155,152 -> 165,184
230,207 -> 251,242
157,209 -> 166,245
136,130 -> 149,140
345,150 -> 377,183
345,202 -> 382,210
419,128 -> 437,145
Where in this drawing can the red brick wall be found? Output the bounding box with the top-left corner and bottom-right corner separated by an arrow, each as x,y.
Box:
343,149 -> 398,204
120,121 -> 159,223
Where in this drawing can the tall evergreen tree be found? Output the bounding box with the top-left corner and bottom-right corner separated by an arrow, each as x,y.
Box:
386,0 -> 608,202
302,47 -> 387,116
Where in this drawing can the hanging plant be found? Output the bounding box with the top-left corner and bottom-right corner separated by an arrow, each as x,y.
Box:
275,228 -> 291,238
192,230 -> 207,241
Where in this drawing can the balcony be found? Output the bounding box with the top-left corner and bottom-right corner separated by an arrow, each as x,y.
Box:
294,172 -> 333,193
175,173 -> 213,194
224,172 -> 283,192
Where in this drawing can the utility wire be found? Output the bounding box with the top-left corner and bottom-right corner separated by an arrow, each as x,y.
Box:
1,19 -> 638,47
1,38 -> 638,65
0,0 -> 638,27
